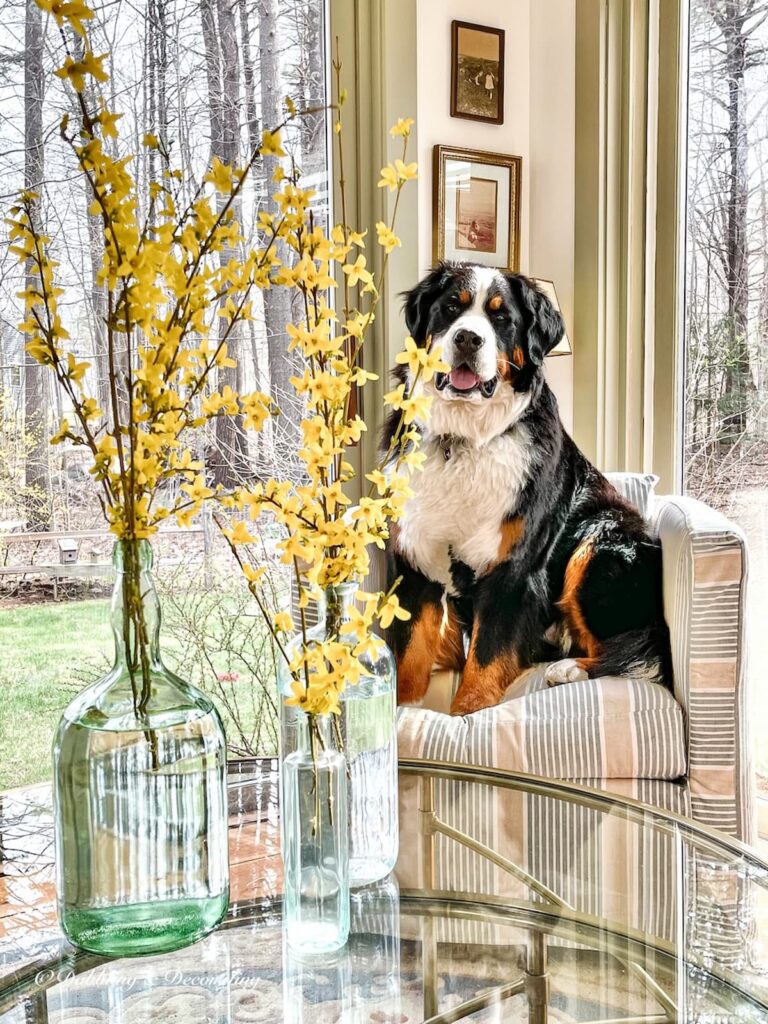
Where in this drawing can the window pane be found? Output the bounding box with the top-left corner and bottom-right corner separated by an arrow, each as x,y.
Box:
683,1 -> 768,785
0,0 -> 329,786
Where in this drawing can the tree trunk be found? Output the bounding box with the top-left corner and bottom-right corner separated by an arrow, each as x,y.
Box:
719,2 -> 752,444
70,30 -> 110,416
238,0 -> 266,407
258,0 -> 303,468
238,0 -> 261,158
201,0 -> 224,162
294,0 -> 326,180
201,0 -> 248,485
23,0 -> 50,530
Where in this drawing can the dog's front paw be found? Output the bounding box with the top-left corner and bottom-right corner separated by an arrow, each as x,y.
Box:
544,659 -> 589,686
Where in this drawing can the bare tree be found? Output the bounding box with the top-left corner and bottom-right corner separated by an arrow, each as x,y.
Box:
201,0 -> 248,484
69,30 -> 110,415
258,0 -> 303,460
23,0 -> 49,529
2,0 -> 329,525
707,0 -> 762,442
685,0 -> 768,482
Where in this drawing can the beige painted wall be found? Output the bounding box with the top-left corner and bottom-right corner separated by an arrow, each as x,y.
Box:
415,0 -> 575,431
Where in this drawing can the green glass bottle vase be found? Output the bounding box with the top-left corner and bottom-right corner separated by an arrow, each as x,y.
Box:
52,539 -> 230,956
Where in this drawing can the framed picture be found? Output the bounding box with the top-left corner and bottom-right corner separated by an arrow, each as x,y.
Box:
451,20 -> 505,125
433,145 -> 522,271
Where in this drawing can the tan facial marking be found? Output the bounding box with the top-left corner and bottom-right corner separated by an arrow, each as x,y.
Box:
489,294 -> 503,311
458,289 -> 471,305
497,353 -> 513,381
512,345 -> 525,369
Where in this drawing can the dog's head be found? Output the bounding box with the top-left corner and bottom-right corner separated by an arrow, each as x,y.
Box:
401,262 -> 564,440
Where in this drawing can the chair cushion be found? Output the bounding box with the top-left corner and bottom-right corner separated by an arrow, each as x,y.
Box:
398,670 -> 686,780
604,471 -> 659,518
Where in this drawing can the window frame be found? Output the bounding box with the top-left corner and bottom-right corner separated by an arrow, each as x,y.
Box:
330,0 -> 419,484
573,0 -> 688,494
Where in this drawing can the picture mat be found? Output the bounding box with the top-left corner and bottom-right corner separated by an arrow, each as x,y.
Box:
442,158 -> 511,267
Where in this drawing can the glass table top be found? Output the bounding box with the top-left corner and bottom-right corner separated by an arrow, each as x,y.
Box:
0,757 -> 766,1023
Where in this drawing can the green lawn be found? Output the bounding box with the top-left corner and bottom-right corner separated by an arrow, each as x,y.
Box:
0,599 -> 113,790
3,594 -> 765,792
0,588 -> 282,790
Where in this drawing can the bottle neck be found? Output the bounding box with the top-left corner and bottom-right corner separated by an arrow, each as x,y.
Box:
110,539 -> 162,674
320,582 -> 358,637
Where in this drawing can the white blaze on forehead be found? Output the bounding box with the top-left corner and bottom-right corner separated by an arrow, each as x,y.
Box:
469,266 -> 505,307
437,266 -> 507,382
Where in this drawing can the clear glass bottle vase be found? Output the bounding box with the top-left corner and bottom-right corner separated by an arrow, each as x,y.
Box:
52,539 -> 230,956
282,712 -> 349,953
279,583 -> 398,887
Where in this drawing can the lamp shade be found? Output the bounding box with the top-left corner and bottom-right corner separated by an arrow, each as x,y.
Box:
531,278 -> 572,356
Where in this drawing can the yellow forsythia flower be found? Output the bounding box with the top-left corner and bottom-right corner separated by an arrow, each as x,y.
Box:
378,594 -> 411,630
37,0 -> 94,37
226,520 -> 257,546
389,117 -> 415,138
273,612 -> 294,633
376,221 -> 401,255
54,51 -> 108,93
377,164 -> 398,192
394,158 -> 418,183
260,129 -> 287,158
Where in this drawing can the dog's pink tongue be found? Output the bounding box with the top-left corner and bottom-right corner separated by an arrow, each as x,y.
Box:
450,366 -> 479,390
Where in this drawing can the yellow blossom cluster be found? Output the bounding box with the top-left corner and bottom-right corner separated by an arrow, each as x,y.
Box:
13,0 -> 445,722
7,0 -> 289,543
217,72 -> 447,718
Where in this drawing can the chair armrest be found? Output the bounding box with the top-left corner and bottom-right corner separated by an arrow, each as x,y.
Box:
651,494 -> 754,840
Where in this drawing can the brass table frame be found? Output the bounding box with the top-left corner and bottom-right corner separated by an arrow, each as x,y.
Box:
399,758 -> 768,1024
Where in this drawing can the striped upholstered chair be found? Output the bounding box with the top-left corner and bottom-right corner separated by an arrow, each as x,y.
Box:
394,480 -> 755,844
390,480 -> 754,1011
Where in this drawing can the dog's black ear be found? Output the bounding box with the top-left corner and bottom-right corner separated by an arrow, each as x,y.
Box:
402,264 -> 453,344
505,273 -> 564,365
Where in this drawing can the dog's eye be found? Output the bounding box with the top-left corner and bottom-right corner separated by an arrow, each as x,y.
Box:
492,311 -> 507,322
446,302 -> 460,316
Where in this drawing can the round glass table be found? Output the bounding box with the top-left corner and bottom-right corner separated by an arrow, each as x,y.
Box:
0,758 -> 766,1023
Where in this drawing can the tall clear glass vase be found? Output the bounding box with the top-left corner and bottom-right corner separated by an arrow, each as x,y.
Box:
282,713 -> 349,953
279,584 -> 398,888
53,540 -> 230,956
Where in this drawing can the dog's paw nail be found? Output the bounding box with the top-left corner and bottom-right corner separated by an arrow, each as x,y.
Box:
545,659 -> 588,685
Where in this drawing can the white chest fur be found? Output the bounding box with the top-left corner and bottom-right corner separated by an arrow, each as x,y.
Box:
397,425 -> 531,588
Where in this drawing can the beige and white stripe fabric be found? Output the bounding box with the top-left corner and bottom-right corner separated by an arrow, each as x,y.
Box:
605,471 -> 659,518
652,495 -> 753,842
398,674 -> 687,782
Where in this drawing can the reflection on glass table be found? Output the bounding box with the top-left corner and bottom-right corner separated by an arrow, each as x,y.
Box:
0,758 -> 767,1022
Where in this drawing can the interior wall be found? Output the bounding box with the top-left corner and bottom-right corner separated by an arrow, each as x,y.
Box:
415,0 -> 575,431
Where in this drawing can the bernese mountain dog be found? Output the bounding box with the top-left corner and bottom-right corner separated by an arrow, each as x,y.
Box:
383,261 -> 671,716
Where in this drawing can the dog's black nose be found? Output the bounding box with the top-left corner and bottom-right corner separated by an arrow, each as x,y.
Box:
454,329 -> 483,353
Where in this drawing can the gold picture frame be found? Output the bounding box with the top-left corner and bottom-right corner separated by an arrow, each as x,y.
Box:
433,145 -> 522,271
